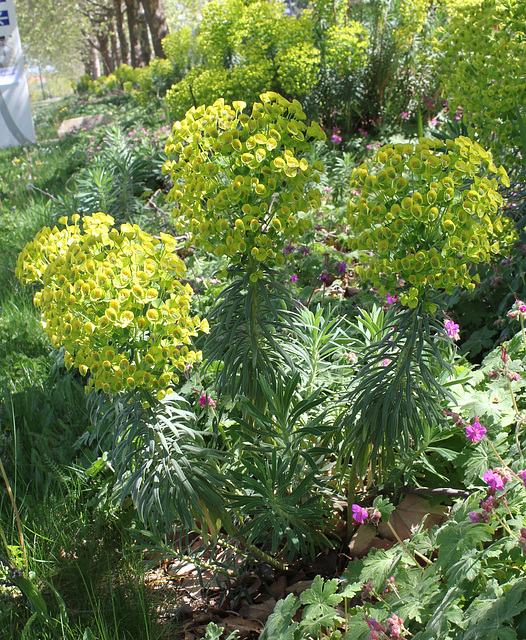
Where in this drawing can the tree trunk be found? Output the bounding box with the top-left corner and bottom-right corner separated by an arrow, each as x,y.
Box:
83,44 -> 101,79
97,31 -> 115,74
137,0 -> 152,66
114,0 -> 131,65
110,24 -> 121,67
124,0 -> 143,67
140,0 -> 169,59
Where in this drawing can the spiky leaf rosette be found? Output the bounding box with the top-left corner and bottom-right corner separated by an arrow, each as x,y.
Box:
16,213 -> 209,398
164,91 -> 325,282
347,136 -> 515,310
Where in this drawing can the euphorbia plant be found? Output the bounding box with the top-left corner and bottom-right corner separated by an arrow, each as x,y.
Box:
342,136 -> 515,536
164,92 -> 326,400
438,0 -> 526,168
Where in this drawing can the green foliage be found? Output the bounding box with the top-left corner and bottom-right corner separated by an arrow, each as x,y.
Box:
165,0 -> 321,118
342,303 -> 455,468
255,496 -> 526,638
162,27 -> 193,71
324,24 -> 369,77
309,0 -> 443,134
88,390 -> 225,533
65,126 -> 164,224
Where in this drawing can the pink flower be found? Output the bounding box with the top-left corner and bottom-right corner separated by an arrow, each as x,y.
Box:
199,394 -> 217,408
386,293 -> 398,305
386,613 -> 407,639
290,274 -> 298,283
518,470 -> 526,487
444,319 -> 460,340
465,420 -> 487,443
483,469 -> 508,491
507,300 -> 526,320
469,511 -> 484,523
352,504 -> 369,524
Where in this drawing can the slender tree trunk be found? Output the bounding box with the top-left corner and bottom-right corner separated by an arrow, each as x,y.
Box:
110,24 -> 121,67
140,0 -> 169,59
137,0 -> 152,65
125,0 -> 143,67
91,46 -> 101,79
114,0 -> 131,65
97,31 -> 115,74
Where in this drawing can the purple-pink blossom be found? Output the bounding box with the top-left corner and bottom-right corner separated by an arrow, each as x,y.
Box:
290,274 -> 298,283
444,319 -> 460,341
199,394 -> 217,408
518,470 -> 526,487
483,469 -> 508,492
386,293 -> 397,305
351,504 -> 369,524
507,300 -> 526,320
386,614 -> 407,639
331,126 -> 342,143
465,420 -> 487,443
469,511 -> 484,523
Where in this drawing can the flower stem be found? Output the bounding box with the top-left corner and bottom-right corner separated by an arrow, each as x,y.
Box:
386,520 -> 432,566
507,377 -> 519,416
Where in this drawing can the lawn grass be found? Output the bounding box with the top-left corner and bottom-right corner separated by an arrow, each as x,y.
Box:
0,95 -> 180,640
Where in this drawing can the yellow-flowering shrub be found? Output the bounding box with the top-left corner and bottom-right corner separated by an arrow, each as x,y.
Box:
393,0 -> 430,51
276,44 -> 320,98
438,0 -> 526,165
347,136 -> 515,309
16,212 -> 209,398
164,92 -> 325,281
324,23 -> 369,76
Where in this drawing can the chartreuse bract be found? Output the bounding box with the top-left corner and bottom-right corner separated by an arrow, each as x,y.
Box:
164,91 -> 325,283
16,212 -> 209,399
347,135 -> 514,310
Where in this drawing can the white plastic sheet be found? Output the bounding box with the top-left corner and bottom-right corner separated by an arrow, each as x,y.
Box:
0,0 -> 35,148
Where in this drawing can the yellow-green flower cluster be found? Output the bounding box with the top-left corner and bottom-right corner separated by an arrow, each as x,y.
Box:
347,136 -> 515,309
277,43 -> 320,97
324,23 -> 369,77
16,212 -> 209,398
164,91 -> 325,281
438,0 -> 526,165
392,0 -> 429,52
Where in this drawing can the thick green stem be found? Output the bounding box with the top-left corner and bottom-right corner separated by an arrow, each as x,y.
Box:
221,512 -> 286,571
